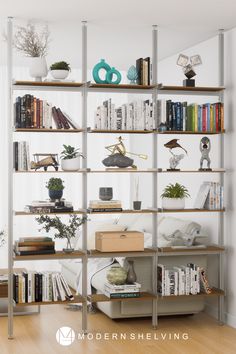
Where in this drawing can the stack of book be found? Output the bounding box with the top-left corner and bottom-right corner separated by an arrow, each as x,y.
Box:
194,182 -> 223,210
157,100 -> 224,132
104,282 -> 141,299
24,200 -> 74,214
88,200 -> 122,212
136,57 -> 151,85
157,263 -> 212,296
94,98 -> 154,131
14,95 -> 79,130
14,141 -> 30,171
0,274 -> 8,298
13,271 -> 74,303
14,237 -> 55,256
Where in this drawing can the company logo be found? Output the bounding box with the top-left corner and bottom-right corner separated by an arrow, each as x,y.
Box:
56,327 -> 75,346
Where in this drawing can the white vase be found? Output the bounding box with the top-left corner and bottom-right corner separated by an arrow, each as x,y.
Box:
162,197 -> 185,210
29,57 -> 48,81
51,70 -> 69,80
61,157 -> 80,171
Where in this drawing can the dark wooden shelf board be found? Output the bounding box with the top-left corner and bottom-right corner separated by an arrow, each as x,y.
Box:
88,248 -> 156,258
87,209 -> 158,215
88,169 -> 158,173
158,85 -> 224,92
15,210 -> 85,216
158,208 -> 225,213
14,169 -> 87,174
88,292 -> 156,303
13,250 -> 85,261
158,130 -> 225,135
89,83 -> 156,90
15,128 -> 83,133
158,288 -> 225,299
15,291 -> 84,306
14,81 -> 83,88
88,129 -> 154,134
157,245 -> 225,255
158,169 -> 225,173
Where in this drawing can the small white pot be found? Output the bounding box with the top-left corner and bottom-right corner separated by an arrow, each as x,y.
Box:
51,70 -> 69,80
61,157 -> 80,171
29,57 -> 48,81
162,197 -> 185,210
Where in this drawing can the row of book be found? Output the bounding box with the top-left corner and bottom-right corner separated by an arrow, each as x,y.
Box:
104,282 -> 141,299
14,141 -> 30,171
14,237 -> 55,256
94,99 -> 154,131
88,200 -> 122,213
158,100 -> 224,132
14,95 -> 80,130
194,182 -> 223,210
136,57 -> 151,85
157,263 -> 212,296
13,271 -> 74,303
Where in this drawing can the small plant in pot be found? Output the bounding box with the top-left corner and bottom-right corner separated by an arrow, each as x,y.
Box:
50,61 -> 71,80
161,183 -> 190,210
36,214 -> 87,253
46,178 -> 65,200
60,145 -> 85,171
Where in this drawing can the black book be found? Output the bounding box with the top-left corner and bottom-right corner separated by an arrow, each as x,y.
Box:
22,272 -> 28,303
15,97 -> 21,128
144,57 -> 151,85
166,100 -> 172,130
136,58 -> 143,85
13,142 -> 18,171
15,249 -> 56,256
38,273 -> 43,302
13,273 -> 19,303
20,95 -> 27,128
25,94 -> 32,128
35,273 -> 39,302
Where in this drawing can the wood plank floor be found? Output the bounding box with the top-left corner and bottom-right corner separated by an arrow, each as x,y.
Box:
0,306 -> 236,354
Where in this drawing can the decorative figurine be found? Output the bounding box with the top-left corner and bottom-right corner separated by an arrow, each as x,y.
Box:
30,153 -> 59,171
92,59 -> 122,85
199,136 -> 212,171
164,139 -> 187,171
127,65 -> 138,84
102,136 -> 147,169
177,53 -> 202,87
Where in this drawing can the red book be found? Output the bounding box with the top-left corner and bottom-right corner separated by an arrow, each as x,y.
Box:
52,107 -> 62,129
56,108 -> 70,129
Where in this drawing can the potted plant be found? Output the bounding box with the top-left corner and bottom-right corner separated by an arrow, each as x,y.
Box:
46,178 -> 65,200
161,183 -> 190,210
0,230 -> 5,248
60,145 -> 85,171
13,22 -> 50,81
50,61 -> 71,80
36,214 -> 87,253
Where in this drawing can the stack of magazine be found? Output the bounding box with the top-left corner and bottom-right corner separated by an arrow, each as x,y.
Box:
103,282 -> 141,299
24,200 -> 74,214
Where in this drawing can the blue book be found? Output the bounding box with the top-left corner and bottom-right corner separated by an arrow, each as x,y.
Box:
206,103 -> 211,131
198,105 -> 202,132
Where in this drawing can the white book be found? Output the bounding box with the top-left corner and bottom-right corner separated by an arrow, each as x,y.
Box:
55,273 -> 66,301
52,273 -> 59,302
181,265 -> 190,295
164,269 -> 170,296
173,266 -> 185,295
194,182 -> 211,209
60,274 -> 74,300
121,104 -> 126,130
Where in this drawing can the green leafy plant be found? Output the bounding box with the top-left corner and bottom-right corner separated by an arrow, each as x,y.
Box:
60,145 -> 85,160
14,22 -> 50,57
36,214 -> 87,249
50,61 -> 71,71
46,178 -> 64,191
161,183 -> 190,199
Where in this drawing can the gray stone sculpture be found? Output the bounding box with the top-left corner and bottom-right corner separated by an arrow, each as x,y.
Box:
199,136 -> 211,170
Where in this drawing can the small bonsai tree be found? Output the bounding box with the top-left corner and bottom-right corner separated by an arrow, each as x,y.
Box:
161,183 -> 190,199
36,214 -> 87,250
60,145 -> 85,160
50,61 -> 71,71
46,178 -> 64,191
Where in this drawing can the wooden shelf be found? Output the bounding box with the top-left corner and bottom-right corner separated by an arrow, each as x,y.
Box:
15,210 -> 85,216
88,129 -> 153,134
88,169 -> 158,173
157,245 -> 225,255
158,130 -> 225,135
158,85 -> 224,93
89,83 -> 156,90
88,292 -> 156,303
158,169 -> 225,173
158,208 -> 225,213
15,290 -> 84,306
13,250 -> 85,261
88,248 -> 156,258
13,81 -> 83,88
158,288 -> 225,299
87,209 -> 158,214
14,169 -> 87,174
15,128 -> 83,133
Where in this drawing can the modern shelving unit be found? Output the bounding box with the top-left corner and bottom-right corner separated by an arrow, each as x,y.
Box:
6,18 -> 226,339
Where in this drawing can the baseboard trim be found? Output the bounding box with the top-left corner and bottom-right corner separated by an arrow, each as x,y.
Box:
205,304 -> 236,328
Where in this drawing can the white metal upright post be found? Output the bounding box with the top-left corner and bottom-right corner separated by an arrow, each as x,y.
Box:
7,16 -> 14,339
152,24 -> 158,329
81,20 -> 88,333
218,28 -> 225,324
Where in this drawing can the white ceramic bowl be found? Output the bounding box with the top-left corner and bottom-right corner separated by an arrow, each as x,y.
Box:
51,70 -> 69,80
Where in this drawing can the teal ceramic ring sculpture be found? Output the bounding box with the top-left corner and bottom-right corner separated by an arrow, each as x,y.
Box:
106,67 -> 122,85
92,59 -> 111,84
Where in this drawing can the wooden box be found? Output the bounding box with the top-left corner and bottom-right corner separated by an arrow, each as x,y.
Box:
95,231 -> 144,252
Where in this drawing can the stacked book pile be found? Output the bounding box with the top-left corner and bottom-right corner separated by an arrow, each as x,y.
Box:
14,237 -> 55,256
14,95 -> 79,130
14,141 -> 30,171
157,263 -> 212,296
194,182 -> 223,210
94,98 -> 154,131
104,282 -> 141,299
0,273 -> 8,298
13,271 -> 74,304
136,57 -> 151,85
88,200 -> 122,212
157,100 -> 224,132
24,200 -> 74,214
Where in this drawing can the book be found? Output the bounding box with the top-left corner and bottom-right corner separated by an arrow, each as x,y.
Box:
200,268 -> 212,294
104,290 -> 140,299
14,249 -> 55,256
87,208 -> 123,213
19,237 -> 53,242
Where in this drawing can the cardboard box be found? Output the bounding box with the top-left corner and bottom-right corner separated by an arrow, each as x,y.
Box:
95,231 -> 144,252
